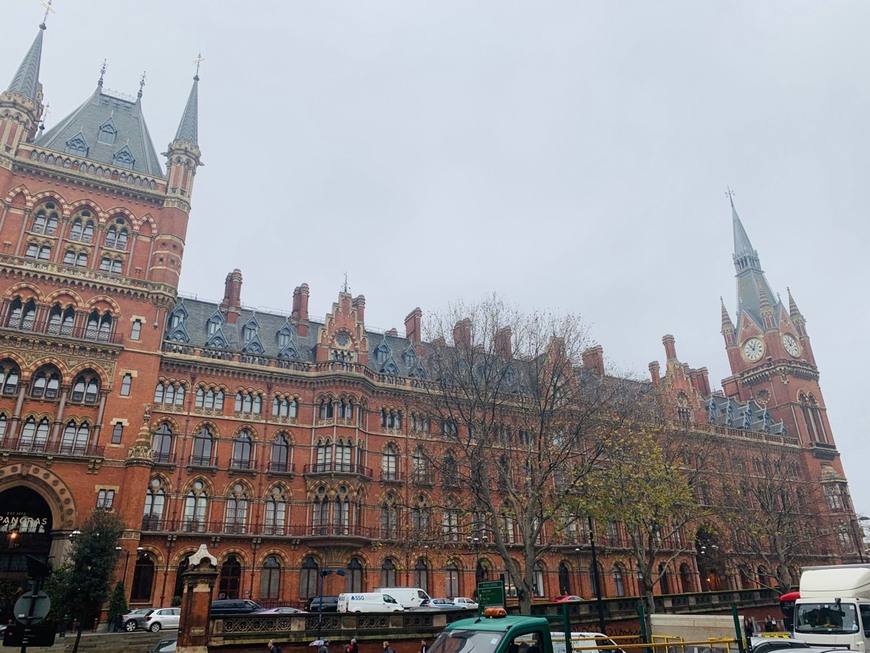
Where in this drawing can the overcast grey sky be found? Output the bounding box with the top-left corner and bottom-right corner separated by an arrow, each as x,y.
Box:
5,1 -> 868,512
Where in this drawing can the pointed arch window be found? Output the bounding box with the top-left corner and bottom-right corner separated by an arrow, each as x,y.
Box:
60,420 -> 90,454
151,423 -> 173,463
130,553 -> 155,602
347,557 -> 363,593
338,398 -> 355,420
24,243 -> 51,260
47,305 -> 75,336
99,256 -> 123,274
0,361 -> 20,396
312,486 -> 329,535
260,555 -> 281,600
218,555 -> 242,599
301,556 -> 319,599
380,496 -> 399,539
196,386 -> 224,411
412,446 -> 429,484
7,298 -> 37,331
382,443 -> 398,481
182,480 -> 208,532
272,396 -> 298,419
414,558 -> 429,592
105,221 -> 129,250
70,212 -> 95,243
442,499 -> 461,542
31,366 -> 61,399
191,426 -> 214,466
97,120 -> 116,145
71,372 -> 100,404
32,203 -> 59,235
235,391 -> 262,415
445,561 -> 460,599
335,438 -> 353,472
19,416 -> 50,452
143,478 -> 166,530
334,485 -> 350,535
319,398 -> 334,420
613,564 -> 626,597
224,483 -> 248,534
85,311 -> 112,341
231,430 -> 253,470
381,558 -> 397,588
269,433 -> 291,473
264,486 -> 287,536
0,414 -> 7,440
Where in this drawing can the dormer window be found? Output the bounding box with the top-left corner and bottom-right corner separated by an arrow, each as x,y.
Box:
113,146 -> 135,170
242,324 -> 256,343
65,132 -> 89,157
97,119 -> 116,145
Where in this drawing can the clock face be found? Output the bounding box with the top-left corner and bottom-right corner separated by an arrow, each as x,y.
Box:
782,333 -> 800,357
742,338 -> 765,362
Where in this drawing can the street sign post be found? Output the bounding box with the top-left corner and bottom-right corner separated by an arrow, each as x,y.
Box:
477,580 -> 506,608
13,591 -> 50,625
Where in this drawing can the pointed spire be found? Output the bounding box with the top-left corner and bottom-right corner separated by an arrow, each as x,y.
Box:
174,56 -> 201,145
7,27 -> 45,100
720,297 -> 734,330
787,287 -> 801,317
137,71 -> 147,99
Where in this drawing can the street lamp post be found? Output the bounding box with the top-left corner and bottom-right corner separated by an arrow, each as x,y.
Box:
587,516 -> 607,635
316,568 -> 345,642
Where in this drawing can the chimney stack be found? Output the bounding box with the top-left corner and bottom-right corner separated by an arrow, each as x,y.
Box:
453,318 -> 472,348
582,345 -> 605,377
495,327 -> 512,358
220,269 -> 243,324
404,307 -> 422,343
291,284 -> 310,335
649,361 -> 661,388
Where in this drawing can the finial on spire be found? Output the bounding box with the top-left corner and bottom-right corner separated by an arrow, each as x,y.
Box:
726,186 -> 736,209
39,0 -> 54,30
137,71 -> 147,99
342,272 -> 350,294
98,59 -> 107,87
193,53 -> 204,81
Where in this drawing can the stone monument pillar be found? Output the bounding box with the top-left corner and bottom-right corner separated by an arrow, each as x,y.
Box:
177,544 -> 218,653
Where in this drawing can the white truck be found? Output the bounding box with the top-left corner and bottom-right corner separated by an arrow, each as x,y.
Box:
793,564 -> 870,650
374,587 -> 431,609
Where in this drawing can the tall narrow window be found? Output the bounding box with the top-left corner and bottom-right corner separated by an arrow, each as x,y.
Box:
191,426 -> 213,466
224,484 -> 248,534
270,434 -> 290,473
120,373 -> 132,396
264,486 -> 287,536
218,555 -> 242,599
231,431 -> 253,470
382,444 -> 398,481
152,423 -> 173,463
182,481 -> 208,532
131,319 -> 142,341
130,555 -> 155,602
143,478 -> 165,530
260,555 -> 281,601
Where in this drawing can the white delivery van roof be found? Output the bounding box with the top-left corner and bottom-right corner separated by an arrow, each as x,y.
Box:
799,566 -> 870,598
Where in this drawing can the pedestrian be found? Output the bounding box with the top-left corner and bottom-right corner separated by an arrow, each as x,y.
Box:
765,615 -> 776,632
350,639 -> 359,653
267,640 -> 280,653
744,617 -> 754,639
319,640 -> 330,653
421,640 -> 429,653
384,641 -> 395,653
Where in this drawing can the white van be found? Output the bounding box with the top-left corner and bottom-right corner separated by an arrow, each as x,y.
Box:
374,587 -> 431,609
337,592 -> 404,613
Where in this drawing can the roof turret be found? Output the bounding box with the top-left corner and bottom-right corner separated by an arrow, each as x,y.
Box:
174,73 -> 199,145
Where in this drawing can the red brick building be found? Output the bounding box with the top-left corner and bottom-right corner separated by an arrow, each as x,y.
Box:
0,17 -> 859,615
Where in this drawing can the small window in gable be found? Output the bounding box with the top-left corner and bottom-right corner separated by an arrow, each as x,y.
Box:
206,311 -> 224,336
373,339 -> 391,365
113,146 -> 135,170
97,119 -> 116,145
65,133 -> 89,157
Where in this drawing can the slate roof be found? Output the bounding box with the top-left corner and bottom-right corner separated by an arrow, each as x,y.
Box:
731,202 -> 781,335
705,394 -> 787,436
174,76 -> 198,145
165,298 -> 426,377
6,27 -> 44,101
34,86 -> 164,176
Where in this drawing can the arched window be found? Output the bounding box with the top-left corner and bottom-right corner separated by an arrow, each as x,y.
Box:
264,486 -> 287,536
319,398 -> 333,419
218,555 -> 242,600
0,414 -> 7,440
130,553 -> 155,602
336,438 -> 353,472
613,564 -> 626,597
231,430 -> 253,470
315,439 -> 331,472
260,555 -> 281,601
679,563 -> 694,593
381,559 -> 397,588
235,391 -> 262,415
382,443 -> 398,481
412,446 -> 429,483
0,361 -> 20,395
99,257 -> 123,274
85,311 -> 112,341
334,485 -> 350,535
300,556 -> 319,599
7,298 -> 37,331
32,203 -> 59,235
411,495 -> 430,535
105,220 -> 129,250
60,420 -> 89,454
182,480 -> 208,532
380,495 -> 399,539
225,483 -> 248,534
659,563 -> 670,594
414,558 -> 429,592
196,387 -> 224,411
19,416 -> 50,451
71,372 -> 100,404
30,366 -> 61,399
270,434 -> 290,473
558,562 -> 572,596
46,304 -> 75,336
534,562 -> 546,597
591,562 -> 606,598
191,426 -> 213,466
312,486 -> 328,535
445,560 -> 460,598
143,478 -> 165,530
272,396 -> 298,419
347,557 -> 363,593
152,423 -> 173,463
70,213 -> 95,243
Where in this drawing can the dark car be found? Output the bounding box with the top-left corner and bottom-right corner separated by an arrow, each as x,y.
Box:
307,596 -> 339,612
210,599 -> 263,615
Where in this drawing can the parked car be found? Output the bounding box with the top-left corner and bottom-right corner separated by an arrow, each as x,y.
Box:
123,608 -> 155,632
452,597 -> 479,609
416,598 -> 465,611
147,638 -> 177,653
210,599 -> 263,615
143,607 -> 181,632
307,596 -> 339,612
748,638 -> 820,653
258,606 -> 306,614
554,594 -> 584,602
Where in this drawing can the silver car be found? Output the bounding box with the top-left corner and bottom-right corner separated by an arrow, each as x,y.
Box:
143,607 -> 181,632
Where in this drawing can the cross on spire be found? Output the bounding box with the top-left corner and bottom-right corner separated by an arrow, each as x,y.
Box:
193,53 -> 204,81
39,0 -> 54,29
726,186 -> 736,208
98,59 -> 107,87
343,272 -> 350,294
138,70 -> 147,98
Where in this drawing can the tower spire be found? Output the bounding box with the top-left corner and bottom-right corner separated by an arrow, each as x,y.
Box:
6,26 -> 45,101
173,54 -> 201,145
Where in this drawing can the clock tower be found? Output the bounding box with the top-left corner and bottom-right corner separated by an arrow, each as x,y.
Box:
720,198 -> 840,461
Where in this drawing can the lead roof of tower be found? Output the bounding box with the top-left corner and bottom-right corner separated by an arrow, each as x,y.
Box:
6,27 -> 45,101
34,85 -> 164,176
174,75 -> 198,145
731,201 -> 780,335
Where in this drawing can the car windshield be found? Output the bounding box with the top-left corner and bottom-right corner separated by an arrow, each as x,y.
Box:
429,629 -> 505,653
795,603 -> 859,635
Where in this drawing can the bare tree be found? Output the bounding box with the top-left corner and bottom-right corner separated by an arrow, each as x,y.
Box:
412,296 -> 646,614
715,441 -> 836,592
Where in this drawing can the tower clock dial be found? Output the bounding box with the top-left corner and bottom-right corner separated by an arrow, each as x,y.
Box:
782,333 -> 800,357
742,337 -> 765,362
